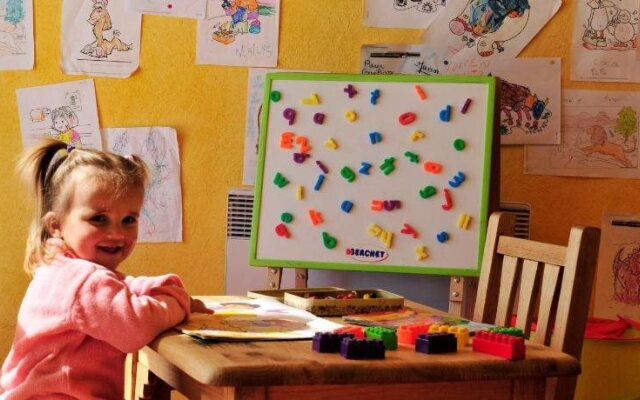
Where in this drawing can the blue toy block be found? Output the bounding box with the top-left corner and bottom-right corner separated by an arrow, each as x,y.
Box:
340,337 -> 385,360
415,333 -> 457,354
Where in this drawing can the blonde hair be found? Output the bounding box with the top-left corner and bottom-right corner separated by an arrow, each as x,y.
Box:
17,139 -> 149,274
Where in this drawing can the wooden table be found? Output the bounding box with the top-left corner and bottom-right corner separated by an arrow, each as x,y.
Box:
125,297 -> 580,400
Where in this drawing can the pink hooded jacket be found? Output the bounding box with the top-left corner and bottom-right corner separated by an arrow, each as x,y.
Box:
0,253 -> 191,399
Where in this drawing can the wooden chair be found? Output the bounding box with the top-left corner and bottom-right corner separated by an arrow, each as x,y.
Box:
473,211 -> 601,400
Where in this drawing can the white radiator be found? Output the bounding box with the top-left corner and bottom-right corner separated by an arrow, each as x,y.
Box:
224,188 -> 529,294
225,188 -> 294,295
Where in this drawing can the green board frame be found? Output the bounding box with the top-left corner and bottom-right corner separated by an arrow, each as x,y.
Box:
250,73 -> 496,276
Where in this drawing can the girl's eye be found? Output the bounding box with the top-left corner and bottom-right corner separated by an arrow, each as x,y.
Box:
123,216 -> 138,225
90,215 -> 107,223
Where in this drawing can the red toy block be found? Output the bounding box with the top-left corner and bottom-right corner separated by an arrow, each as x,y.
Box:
472,331 -> 525,361
397,323 -> 431,346
335,325 -> 365,339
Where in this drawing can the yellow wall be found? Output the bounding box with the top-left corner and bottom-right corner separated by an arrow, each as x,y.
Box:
0,1 -> 638,399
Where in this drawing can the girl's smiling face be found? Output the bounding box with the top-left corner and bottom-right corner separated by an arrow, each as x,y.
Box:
48,172 -> 144,271
54,116 -> 69,132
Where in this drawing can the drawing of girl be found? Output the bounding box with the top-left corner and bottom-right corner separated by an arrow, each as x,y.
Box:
50,106 -> 82,148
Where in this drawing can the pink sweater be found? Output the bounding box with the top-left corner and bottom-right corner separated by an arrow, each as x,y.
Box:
0,255 -> 191,399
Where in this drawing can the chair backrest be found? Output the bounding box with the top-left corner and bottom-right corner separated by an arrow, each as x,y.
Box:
473,212 -> 600,399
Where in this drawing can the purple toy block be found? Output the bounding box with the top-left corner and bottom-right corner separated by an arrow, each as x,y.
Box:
312,332 -> 354,353
415,333 -> 457,354
340,337 -> 385,360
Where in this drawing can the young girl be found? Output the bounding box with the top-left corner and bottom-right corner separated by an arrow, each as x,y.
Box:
0,139 -> 210,399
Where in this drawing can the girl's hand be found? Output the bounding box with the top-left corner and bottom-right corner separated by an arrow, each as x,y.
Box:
190,298 -> 214,314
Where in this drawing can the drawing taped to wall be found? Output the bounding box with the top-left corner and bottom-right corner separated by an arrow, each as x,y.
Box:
595,210 -> 640,321
250,73 -> 496,276
60,0 -> 141,78
525,89 -> 640,178
422,0 -> 561,68
571,0 -> 640,82
103,126 -> 183,243
196,0 -> 280,66
0,0 -> 33,70
16,79 -> 102,151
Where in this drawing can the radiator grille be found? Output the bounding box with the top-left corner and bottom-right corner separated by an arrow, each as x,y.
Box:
226,190 -> 531,240
499,201 -> 531,239
226,189 -> 254,239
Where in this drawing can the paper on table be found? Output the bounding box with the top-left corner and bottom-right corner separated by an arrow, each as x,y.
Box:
178,298 -> 343,340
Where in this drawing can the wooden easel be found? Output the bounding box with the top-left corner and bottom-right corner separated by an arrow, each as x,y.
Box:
265,82 -> 502,320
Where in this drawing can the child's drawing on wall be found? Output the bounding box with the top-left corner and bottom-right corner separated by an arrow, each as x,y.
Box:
581,0 -> 638,50
103,126 -> 183,243
612,244 -> 640,305
0,0 -> 26,56
524,90 -> 640,178
211,0 -> 274,45
16,80 -> 102,151
60,0 -> 140,77
196,0 -> 279,66
595,210 -> 640,321
49,106 -> 82,148
423,0 -> 560,68
80,0 -> 132,59
499,79 -> 551,137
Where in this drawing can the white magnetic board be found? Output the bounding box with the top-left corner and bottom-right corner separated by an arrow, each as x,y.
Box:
250,73 -> 496,276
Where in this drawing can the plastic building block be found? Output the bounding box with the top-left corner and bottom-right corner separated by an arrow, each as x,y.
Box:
447,326 -> 470,348
364,326 -> 397,350
312,332 -> 354,353
415,333 -> 457,354
397,323 -> 431,346
340,338 -> 385,360
489,327 -> 525,337
335,325 -> 365,339
472,331 -> 525,361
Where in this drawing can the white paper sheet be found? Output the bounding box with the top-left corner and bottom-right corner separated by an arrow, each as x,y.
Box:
360,44 -> 442,75
422,0 -> 561,68
60,0 -> 142,78
570,0 -> 640,82
0,0 -> 34,70
103,127 -> 183,243
595,209 -> 640,321
525,89 -> 640,178
363,0 -> 448,29
196,0 -> 280,67
130,0 -> 207,18
16,79 -> 102,151
486,58 -> 561,145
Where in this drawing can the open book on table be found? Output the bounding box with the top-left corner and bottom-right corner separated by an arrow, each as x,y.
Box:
342,307 -> 495,333
177,298 -> 343,340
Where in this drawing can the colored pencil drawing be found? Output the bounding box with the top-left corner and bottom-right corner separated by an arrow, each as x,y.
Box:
612,244 -> 640,305
0,0 -> 26,56
104,127 -> 183,242
17,80 -> 102,150
48,106 -> 82,148
449,0 -> 531,57
550,107 -> 638,169
210,0 -> 275,45
80,0 -> 132,59
499,79 -> 551,136
581,0 -> 638,51
177,299 -> 342,340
